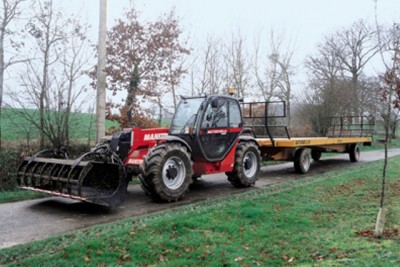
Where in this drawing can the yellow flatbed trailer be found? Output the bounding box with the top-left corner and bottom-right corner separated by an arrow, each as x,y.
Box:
240,100 -> 374,174
254,136 -> 373,174
257,136 -> 372,148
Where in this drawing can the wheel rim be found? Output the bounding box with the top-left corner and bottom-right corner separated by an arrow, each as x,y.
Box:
355,147 -> 360,160
243,151 -> 258,178
301,151 -> 311,172
162,156 -> 186,190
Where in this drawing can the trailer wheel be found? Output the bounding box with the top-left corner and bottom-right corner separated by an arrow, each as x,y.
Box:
311,150 -> 322,161
349,144 -> 360,162
139,143 -> 193,202
227,142 -> 260,188
294,149 -> 311,174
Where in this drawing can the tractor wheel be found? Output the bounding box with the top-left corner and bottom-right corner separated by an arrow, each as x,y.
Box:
311,150 -> 322,161
138,145 -> 166,196
227,142 -> 260,188
139,143 -> 193,202
349,144 -> 360,162
294,149 -> 311,174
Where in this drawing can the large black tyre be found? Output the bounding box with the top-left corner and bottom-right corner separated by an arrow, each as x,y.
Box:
349,144 -> 360,162
311,150 -> 322,161
294,149 -> 311,174
227,142 -> 261,188
138,145 -> 166,196
139,143 -> 193,202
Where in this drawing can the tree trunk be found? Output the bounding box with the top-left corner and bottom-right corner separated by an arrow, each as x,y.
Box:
390,119 -> 397,140
351,72 -> 360,117
40,53 -> 48,148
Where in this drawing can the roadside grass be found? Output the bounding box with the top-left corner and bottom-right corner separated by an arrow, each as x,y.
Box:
1,157 -> 400,266
361,136 -> 400,151
0,190 -> 46,204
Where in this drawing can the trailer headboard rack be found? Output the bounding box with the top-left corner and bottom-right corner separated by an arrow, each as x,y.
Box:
241,101 -> 290,145
327,116 -> 375,138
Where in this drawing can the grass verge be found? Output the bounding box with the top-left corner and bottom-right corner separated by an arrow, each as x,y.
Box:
0,190 -> 46,204
1,157 -> 400,266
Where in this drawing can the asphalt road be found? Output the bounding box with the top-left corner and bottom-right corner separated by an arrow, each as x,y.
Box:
1,149 -> 400,249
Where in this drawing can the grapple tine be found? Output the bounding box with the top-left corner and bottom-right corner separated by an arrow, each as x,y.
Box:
16,147 -> 126,208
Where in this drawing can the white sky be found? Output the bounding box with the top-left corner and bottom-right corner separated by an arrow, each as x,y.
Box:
75,0 -> 400,56
66,0 -> 400,103
4,0 -> 399,114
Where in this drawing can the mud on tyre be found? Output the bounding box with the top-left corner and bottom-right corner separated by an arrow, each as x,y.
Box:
139,143 -> 193,202
226,142 -> 261,188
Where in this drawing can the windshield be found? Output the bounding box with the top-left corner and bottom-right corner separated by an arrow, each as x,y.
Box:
170,98 -> 204,134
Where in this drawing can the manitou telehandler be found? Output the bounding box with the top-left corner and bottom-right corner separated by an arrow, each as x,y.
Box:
16,95 -> 373,207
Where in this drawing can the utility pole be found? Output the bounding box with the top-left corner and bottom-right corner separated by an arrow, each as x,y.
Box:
96,0 -> 107,142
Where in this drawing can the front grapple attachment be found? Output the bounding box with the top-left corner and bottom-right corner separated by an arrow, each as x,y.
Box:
16,146 -> 126,207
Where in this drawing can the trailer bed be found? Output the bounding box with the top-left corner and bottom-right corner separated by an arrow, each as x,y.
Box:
254,136 -> 372,174
256,136 -> 372,148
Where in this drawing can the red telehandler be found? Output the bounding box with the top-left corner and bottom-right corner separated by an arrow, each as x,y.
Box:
16,95 -> 261,207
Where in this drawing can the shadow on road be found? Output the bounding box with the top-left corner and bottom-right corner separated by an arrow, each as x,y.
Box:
28,199 -> 116,216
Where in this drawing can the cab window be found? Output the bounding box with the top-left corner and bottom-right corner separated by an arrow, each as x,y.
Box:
228,99 -> 242,127
202,98 -> 228,128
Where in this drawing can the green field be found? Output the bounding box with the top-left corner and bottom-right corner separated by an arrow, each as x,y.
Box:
0,108 -> 119,143
1,156 -> 399,266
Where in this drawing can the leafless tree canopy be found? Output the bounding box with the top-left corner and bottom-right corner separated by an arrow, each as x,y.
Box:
5,0 -> 94,148
0,2 -> 398,147
0,0 -> 27,148
299,20 -> 382,135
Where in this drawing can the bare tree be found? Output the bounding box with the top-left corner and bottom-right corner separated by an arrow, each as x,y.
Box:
254,30 -> 296,124
326,20 -> 380,115
152,10 -> 190,119
26,0 -> 66,148
254,32 -> 280,101
160,11 -> 190,111
299,39 -> 350,135
8,0 -> 93,148
224,30 -> 251,99
254,30 -> 294,106
274,46 -> 295,125
375,23 -> 400,141
0,0 -> 27,148
190,36 -> 225,96
300,21 -> 381,136
374,22 -> 400,237
60,23 -> 93,147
